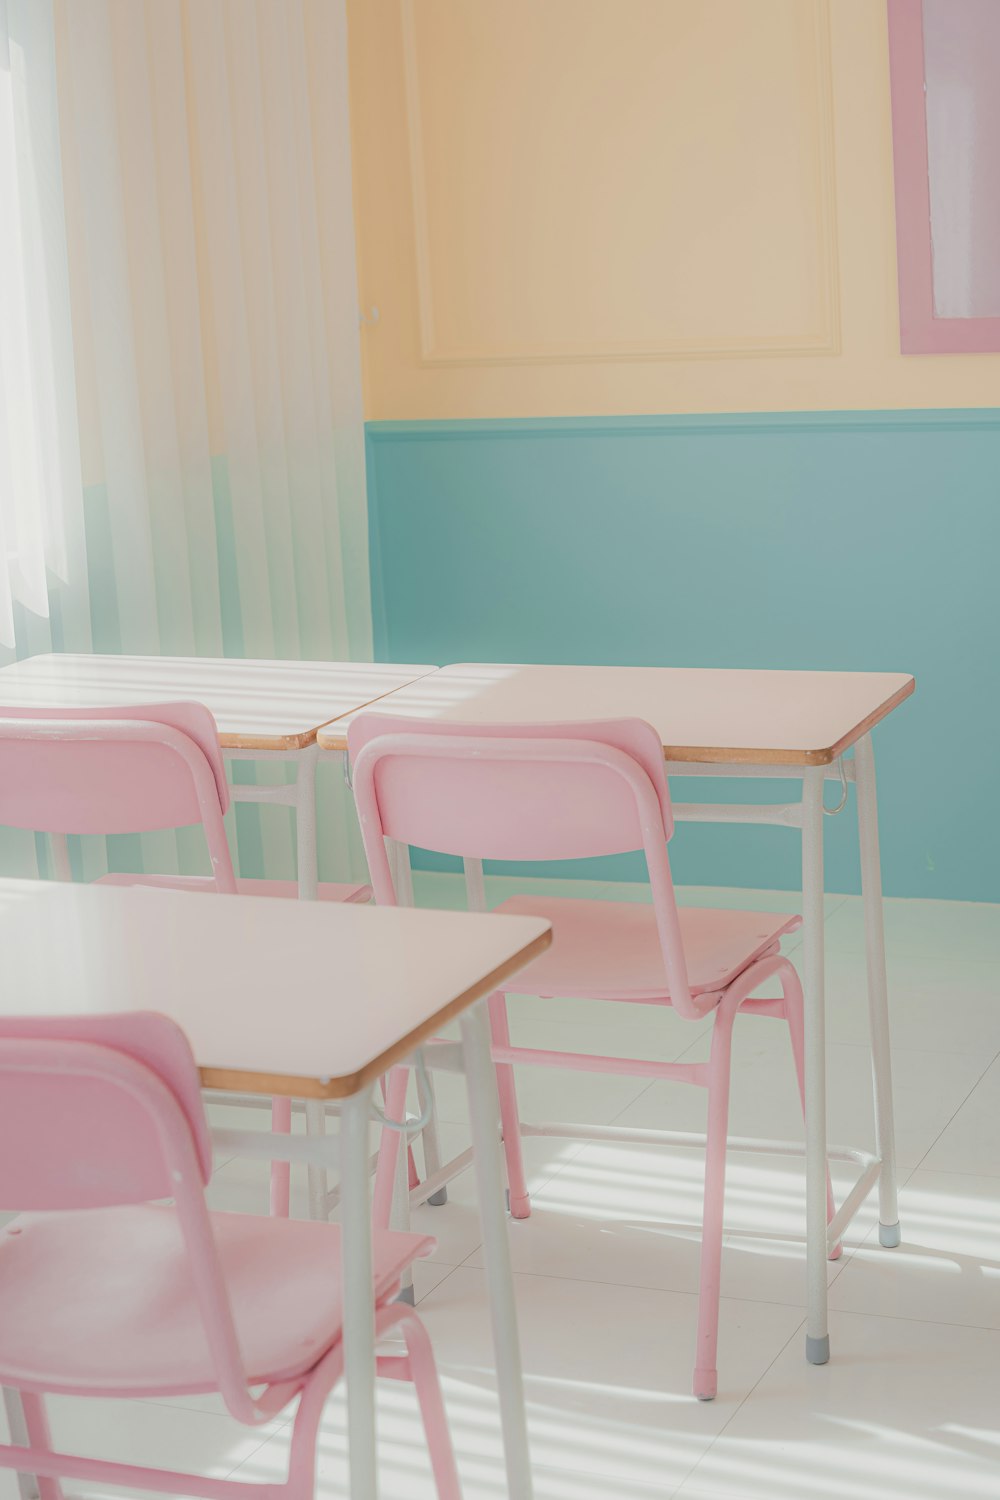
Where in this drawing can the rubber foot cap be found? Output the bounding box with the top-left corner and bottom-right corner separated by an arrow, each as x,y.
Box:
396,1284 -> 416,1306
806,1334 -> 830,1365
427,1187 -> 448,1207
879,1221 -> 901,1248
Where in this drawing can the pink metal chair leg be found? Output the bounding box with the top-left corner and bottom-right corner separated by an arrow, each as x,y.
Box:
694,1000 -> 738,1401
270,1096 -> 292,1218
373,1066 -> 410,1230
781,973 -> 841,1258
283,1351 -> 344,1500
19,1394 -> 63,1500
400,1311 -> 464,1500
488,992 -> 530,1218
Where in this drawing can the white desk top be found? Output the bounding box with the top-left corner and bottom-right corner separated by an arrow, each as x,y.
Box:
0,654 -> 436,751
318,662 -> 915,766
0,879 -> 550,1097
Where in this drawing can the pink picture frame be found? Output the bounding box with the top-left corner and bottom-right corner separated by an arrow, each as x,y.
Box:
887,0 -> 1000,354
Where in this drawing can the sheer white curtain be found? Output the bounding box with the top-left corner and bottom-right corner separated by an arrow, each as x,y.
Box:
0,0 -> 86,655
0,0 -> 372,882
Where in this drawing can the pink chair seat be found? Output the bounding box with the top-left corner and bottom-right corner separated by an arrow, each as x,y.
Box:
95,873 -> 372,903
0,1205 -> 431,1396
494,896 -> 801,1001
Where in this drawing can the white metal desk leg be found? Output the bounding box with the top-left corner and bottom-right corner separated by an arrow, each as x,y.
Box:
304,1098 -> 329,1220
295,744 -> 319,901
49,833 -> 72,883
801,766 -> 830,1365
388,839 -> 415,907
341,1085 -> 379,1500
391,1094 -> 415,1304
459,998 -> 534,1500
416,1060 -> 447,1206
854,733 -> 901,1247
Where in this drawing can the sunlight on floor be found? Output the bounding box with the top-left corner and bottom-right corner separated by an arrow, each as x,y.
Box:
4,883 -> 996,1500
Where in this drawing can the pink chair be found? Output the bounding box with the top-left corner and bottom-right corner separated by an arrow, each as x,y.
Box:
0,706 -> 371,1216
0,1012 -> 461,1500
0,703 -> 370,902
349,713 -> 838,1402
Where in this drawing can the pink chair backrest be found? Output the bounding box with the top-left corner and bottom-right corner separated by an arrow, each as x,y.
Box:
0,1011 -> 213,1206
349,713 -> 698,1018
0,1011 -> 260,1420
0,702 -> 230,834
348,713 -> 674,860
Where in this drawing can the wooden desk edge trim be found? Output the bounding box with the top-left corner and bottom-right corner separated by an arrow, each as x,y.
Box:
219,730 -> 315,752
663,677 -> 916,767
215,671 -> 442,751
316,727 -> 349,751
198,925 -> 553,1100
826,676 -> 916,763
318,677 -> 918,763
310,668 -> 443,753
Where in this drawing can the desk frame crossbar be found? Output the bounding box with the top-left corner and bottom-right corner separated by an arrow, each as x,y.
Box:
223,744 -> 320,900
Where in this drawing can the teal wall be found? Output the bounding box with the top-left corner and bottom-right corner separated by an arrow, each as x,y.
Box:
366,410 -> 1000,902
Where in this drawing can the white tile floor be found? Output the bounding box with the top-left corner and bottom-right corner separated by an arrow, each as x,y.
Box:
4,874 -> 999,1500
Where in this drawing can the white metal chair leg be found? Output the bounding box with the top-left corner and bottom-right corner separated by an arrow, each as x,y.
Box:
801,765 -> 830,1365
392,1107 -> 416,1305
416,1060 -> 447,1206
854,733 -> 901,1246
304,1098 -> 330,1220
463,856 -> 487,913
2,1388 -> 42,1500
294,744 -> 319,901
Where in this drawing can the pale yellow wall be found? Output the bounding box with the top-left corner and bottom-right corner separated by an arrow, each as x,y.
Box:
347,0 -> 1000,420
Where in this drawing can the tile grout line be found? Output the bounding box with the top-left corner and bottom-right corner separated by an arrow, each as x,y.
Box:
890,1162 -> 1000,1182
908,1046 -> 1000,1175
416,1259 -> 466,1303
444,1257 -> 849,1318
222,1428 -> 293,1484
222,1418 -> 294,1479
666,1311 -> 807,1500
461,1255 -> 1000,1340
820,1302 -> 1000,1336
